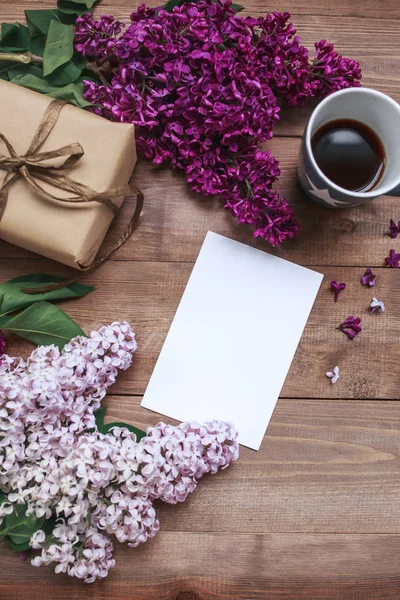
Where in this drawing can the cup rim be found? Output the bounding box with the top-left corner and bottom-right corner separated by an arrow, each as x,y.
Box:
305,87 -> 400,198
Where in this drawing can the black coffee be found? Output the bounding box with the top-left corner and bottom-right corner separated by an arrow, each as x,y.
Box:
311,119 -> 385,192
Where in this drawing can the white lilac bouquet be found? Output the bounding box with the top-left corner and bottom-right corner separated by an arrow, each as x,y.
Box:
0,322 -> 239,582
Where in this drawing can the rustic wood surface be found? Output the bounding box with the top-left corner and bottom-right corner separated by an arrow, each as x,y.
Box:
1,0 -> 400,599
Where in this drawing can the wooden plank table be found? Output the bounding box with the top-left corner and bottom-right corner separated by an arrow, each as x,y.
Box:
1,0 -> 400,598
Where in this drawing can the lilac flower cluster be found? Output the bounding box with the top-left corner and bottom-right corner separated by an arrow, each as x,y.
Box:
0,322 -> 238,582
74,1 -> 361,246
361,268 -> 376,287
74,14 -> 125,59
330,280 -> 346,302
385,249 -> 400,268
326,365 -> 339,384
388,219 -> 400,239
370,297 -> 384,314
338,316 -> 362,340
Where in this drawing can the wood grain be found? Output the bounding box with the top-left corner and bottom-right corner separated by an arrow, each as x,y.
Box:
1,260 -> 399,399
1,0 -> 400,598
1,532 -> 400,600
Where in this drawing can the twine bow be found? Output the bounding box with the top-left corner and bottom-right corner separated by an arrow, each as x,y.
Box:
0,99 -> 143,294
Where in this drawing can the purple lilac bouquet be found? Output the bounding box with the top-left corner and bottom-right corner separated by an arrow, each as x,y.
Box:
75,1 -> 361,246
0,322 -> 239,582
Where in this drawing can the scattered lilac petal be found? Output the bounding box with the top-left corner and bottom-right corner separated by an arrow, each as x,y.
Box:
326,365 -> 340,384
389,219 -> 400,239
385,249 -> 400,268
330,281 -> 346,302
338,316 -> 362,340
361,268 -> 376,287
370,297 -> 385,314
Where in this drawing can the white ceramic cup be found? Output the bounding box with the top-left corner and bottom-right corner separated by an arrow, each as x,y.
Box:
298,87 -> 400,208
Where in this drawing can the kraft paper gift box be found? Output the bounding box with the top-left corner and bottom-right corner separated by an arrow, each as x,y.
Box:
0,79 -> 137,269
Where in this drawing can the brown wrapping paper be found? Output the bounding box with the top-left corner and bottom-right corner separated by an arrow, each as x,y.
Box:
0,79 -> 137,269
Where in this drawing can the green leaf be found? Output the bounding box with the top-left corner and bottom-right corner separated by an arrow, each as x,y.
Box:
0,301 -> 85,348
163,0 -> 186,11
7,514 -> 55,552
0,273 -> 94,317
43,515 -> 57,536
25,9 -> 77,37
93,404 -> 146,440
0,70 -> 9,81
4,504 -> 45,551
94,406 -> 107,431
0,23 -> 30,52
57,13 -> 79,25
43,20 -> 74,77
8,72 -> 91,108
0,491 -> 6,505
7,63 -> 43,80
47,53 -> 87,85
3,505 -> 44,547
4,503 -> 26,529
57,0 -> 97,16
48,82 -> 92,108
56,1 -> 85,16
25,9 -> 62,37
9,72 -> 51,92
231,3 -> 244,12
0,58 -> 23,73
65,0 -> 98,5
102,422 -> 146,441
8,519 -> 43,545
29,36 -> 46,57
8,538 -> 30,552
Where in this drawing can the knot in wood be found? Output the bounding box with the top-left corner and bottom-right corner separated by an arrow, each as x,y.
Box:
332,218 -> 356,233
176,592 -> 201,600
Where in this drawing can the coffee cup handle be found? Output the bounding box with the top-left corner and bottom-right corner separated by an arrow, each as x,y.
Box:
387,184 -> 400,196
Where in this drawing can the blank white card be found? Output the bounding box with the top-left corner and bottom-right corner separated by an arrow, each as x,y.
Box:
141,232 -> 323,450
